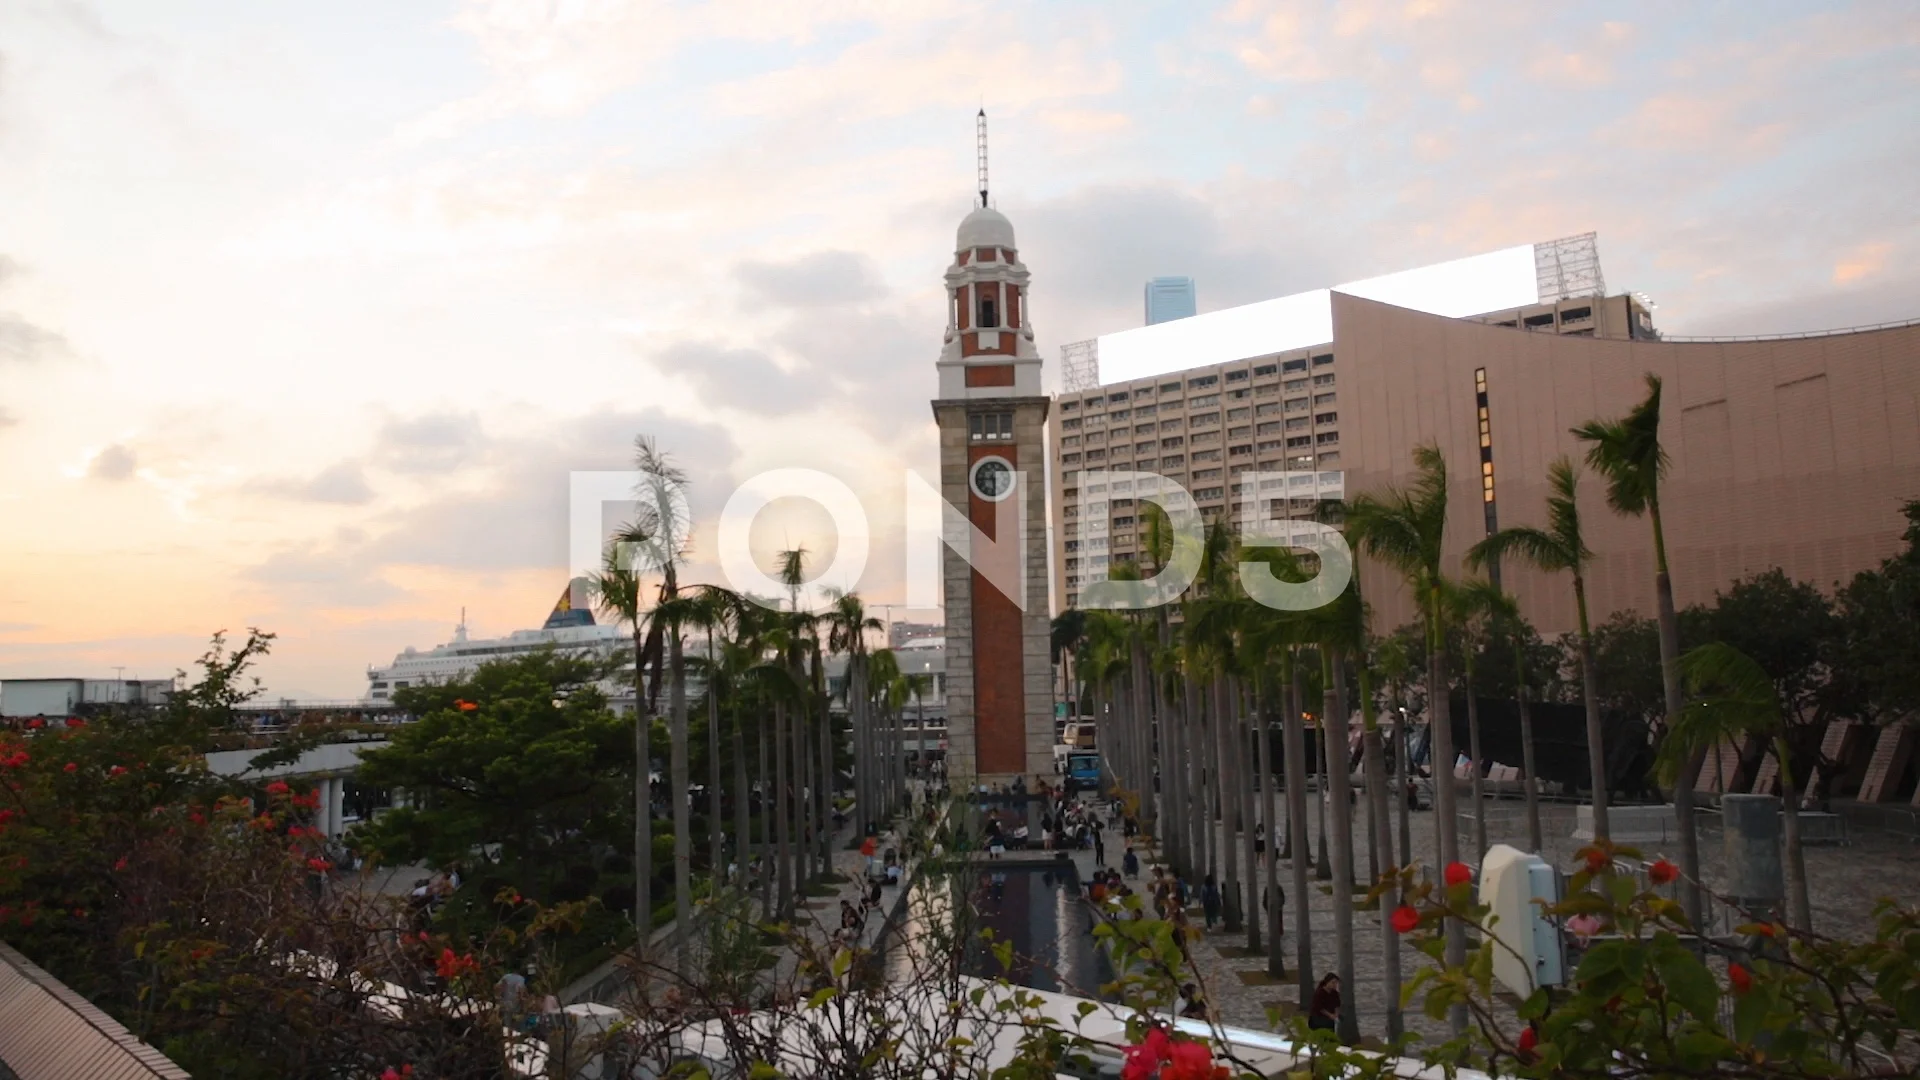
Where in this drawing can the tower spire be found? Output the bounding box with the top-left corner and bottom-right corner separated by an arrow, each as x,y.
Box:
976,109 -> 989,209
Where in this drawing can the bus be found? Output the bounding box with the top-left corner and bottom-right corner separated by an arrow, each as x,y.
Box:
1065,751 -> 1102,795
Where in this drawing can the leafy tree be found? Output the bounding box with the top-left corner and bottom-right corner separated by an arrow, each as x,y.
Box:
1829,499 -> 1920,722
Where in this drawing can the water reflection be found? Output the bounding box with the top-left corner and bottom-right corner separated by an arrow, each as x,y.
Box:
964,862 -> 1116,996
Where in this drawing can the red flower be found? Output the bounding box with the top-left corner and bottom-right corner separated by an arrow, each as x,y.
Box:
435,948 -> 478,981
63,762 -> 77,773
455,699 -> 478,712
65,718 -> 85,728
1162,1040 -> 1218,1080
0,810 -> 13,824
70,908 -> 85,919
307,858 -> 332,872
1390,905 -> 1421,934
1754,923 -> 1777,939
114,857 -> 128,871
1648,859 -> 1678,885
1517,1026 -> 1537,1053
1122,1027 -> 1173,1080
1729,962 -> 1752,995
109,765 -> 127,776
27,719 -> 43,729
1444,861 -> 1473,887
1583,848 -> 1610,874
265,780 -> 290,795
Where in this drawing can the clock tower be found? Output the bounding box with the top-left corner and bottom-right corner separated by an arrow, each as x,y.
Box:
931,132 -> 1054,791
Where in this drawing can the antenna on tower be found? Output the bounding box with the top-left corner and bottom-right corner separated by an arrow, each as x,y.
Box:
976,109 -> 989,209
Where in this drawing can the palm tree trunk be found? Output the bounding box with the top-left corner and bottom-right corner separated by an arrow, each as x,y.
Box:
1575,577 -> 1610,844
634,632 -> 653,957
733,704 -> 750,887
1515,643 -> 1543,853
1215,676 -> 1242,934
1396,686 -> 1412,868
670,630 -> 693,966
819,685 -> 835,869
773,700 -> 793,920
1282,665 -> 1314,1004
1325,654 -> 1359,1043
756,718 -> 772,913
1650,506 -> 1703,926
1187,678 -> 1208,884
1775,736 -> 1812,932
1237,679 -> 1260,953
1257,682 -> 1284,980
1362,703 -> 1403,1041
1426,587 -> 1467,1035
1465,656 -> 1487,861
707,635 -> 724,891
1315,709 -> 1333,882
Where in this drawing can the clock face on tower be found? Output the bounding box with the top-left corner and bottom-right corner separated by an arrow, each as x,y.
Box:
969,456 -> 1015,502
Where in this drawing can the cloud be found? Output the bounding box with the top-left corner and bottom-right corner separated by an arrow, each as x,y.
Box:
243,546 -> 403,608
247,462 -> 376,506
0,408 -> 17,429
0,312 -> 68,363
735,251 -> 885,308
88,444 -> 139,482
660,341 -> 824,417
1833,241 -> 1892,285
373,411 -> 487,475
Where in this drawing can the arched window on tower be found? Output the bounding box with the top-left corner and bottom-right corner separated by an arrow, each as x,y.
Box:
978,294 -> 999,328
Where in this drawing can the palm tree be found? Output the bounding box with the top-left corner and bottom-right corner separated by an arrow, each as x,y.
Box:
1345,442 -> 1466,1033
1466,456 -> 1607,843
1052,609 -> 1088,725
690,587 -> 743,886
587,538 -> 655,950
826,589 -> 884,836
1444,579 -> 1493,861
1665,642 -> 1812,931
1455,580 -> 1545,852
1375,634 -> 1415,869
1301,577 -> 1368,1043
1574,375 -> 1697,920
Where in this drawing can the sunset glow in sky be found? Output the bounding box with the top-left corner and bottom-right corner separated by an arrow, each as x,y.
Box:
1,1 -> 1915,697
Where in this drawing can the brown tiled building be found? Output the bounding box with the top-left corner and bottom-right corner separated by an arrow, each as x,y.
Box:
1051,292 -> 1920,635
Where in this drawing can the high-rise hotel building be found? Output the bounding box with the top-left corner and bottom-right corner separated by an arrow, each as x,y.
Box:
1049,235 -> 1920,635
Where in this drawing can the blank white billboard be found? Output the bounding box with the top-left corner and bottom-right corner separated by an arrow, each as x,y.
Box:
1096,244 -> 1539,385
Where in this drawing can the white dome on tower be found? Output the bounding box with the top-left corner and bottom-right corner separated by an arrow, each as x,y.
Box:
956,206 -> 1015,252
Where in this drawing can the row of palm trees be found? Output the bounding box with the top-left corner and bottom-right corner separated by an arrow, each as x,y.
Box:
584,439 -> 923,968
1068,374 -> 1727,1040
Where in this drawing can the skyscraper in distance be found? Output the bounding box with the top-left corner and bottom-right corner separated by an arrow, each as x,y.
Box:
1144,276 -> 1197,325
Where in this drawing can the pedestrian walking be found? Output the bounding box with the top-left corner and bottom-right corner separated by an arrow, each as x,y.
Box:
1122,846 -> 1140,879
1201,874 -> 1221,931
1093,829 -> 1106,867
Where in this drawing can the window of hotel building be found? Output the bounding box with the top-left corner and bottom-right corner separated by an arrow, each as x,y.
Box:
1284,378 -> 1308,392
1254,383 -> 1278,397
1108,391 -> 1128,403
1256,402 -> 1280,416
1134,386 -> 1155,399
1282,357 -> 1308,374
1312,353 -> 1333,366
1136,441 -> 1154,454
1136,404 -> 1156,417
1313,392 -> 1335,406
1318,451 -> 1340,465
1257,439 -> 1284,453
1228,388 -> 1250,400
1191,411 -> 1220,425
1161,381 -> 1181,393
1313,373 -> 1335,387
1064,505 -> 1079,518
1191,431 -> 1220,445
1134,423 -> 1153,435
1064,487 -> 1078,499
1086,449 -> 1105,460
1064,540 -> 1080,552
1560,305 -> 1592,323
1190,393 -> 1219,407
1226,369 -> 1248,382
1285,417 -> 1309,431
1062,452 -> 1081,464
1287,436 -> 1312,449
1229,444 -> 1253,457
1161,398 -> 1183,412
1288,454 -> 1314,469
1156,419 -> 1178,432
1062,418 -> 1081,430
1187,375 -> 1219,389
1194,487 -> 1224,501
1257,421 -> 1282,435
1314,412 -> 1337,425
1191,449 -> 1222,462
1191,468 -> 1222,481
1285,397 -> 1308,413
1112,497 -> 1133,507
1112,515 -> 1135,527
1227,406 -> 1251,421
1160,436 -> 1185,449
1061,400 -> 1078,412
1110,408 -> 1130,420
1228,425 -> 1251,438
1066,557 -> 1080,570
1253,362 -> 1279,377
1060,435 -> 1079,447
1495,319 -> 1518,328
1316,432 -> 1340,445
1524,313 -> 1555,328
1085,430 -> 1105,442
1161,455 -> 1184,467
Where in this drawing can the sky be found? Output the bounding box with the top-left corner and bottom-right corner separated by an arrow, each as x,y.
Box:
0,0 -> 1915,699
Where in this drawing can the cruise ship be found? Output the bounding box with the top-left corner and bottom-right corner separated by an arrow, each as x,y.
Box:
364,583 -> 626,704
